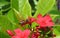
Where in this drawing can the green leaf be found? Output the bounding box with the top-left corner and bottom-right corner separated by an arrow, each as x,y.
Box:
49,3 -> 60,21
13,8 -> 23,21
50,14 -> 59,20
0,1 -> 9,7
0,11 -> 2,15
0,31 -> 10,38
34,0 -> 55,17
11,0 -> 31,20
31,22 -> 38,28
19,0 -> 31,19
33,0 -> 38,5
53,25 -> 60,38
11,0 -> 19,11
53,25 -> 60,36
0,15 -> 18,32
7,10 -> 19,24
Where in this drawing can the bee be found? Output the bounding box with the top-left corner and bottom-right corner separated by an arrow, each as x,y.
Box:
19,20 -> 26,26
19,19 -> 30,26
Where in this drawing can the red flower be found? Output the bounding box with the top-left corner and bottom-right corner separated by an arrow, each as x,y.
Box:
36,14 -> 54,27
31,32 -> 40,38
28,17 -> 35,24
7,30 -> 14,36
7,29 -> 30,38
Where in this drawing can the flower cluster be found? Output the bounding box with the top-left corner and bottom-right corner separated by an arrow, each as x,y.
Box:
29,14 -> 54,38
7,29 -> 30,38
30,14 -> 54,28
7,14 -> 54,38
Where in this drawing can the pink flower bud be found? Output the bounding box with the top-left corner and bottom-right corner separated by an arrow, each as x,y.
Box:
7,30 -> 14,36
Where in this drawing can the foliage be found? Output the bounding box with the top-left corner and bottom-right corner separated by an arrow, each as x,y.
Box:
0,0 -> 60,38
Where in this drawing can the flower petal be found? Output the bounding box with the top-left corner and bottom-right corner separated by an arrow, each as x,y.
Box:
23,29 -> 30,38
14,28 -> 22,36
7,30 -> 14,36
